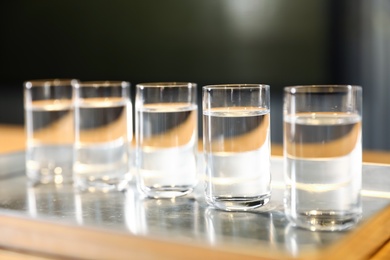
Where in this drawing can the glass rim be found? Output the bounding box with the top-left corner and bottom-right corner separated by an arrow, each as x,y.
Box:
24,79 -> 78,88
136,82 -> 197,89
284,85 -> 362,94
203,84 -> 270,90
75,81 -> 130,88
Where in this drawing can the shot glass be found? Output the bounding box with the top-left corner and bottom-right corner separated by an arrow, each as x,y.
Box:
73,81 -> 132,192
283,85 -> 362,231
203,84 -> 271,211
135,82 -> 198,198
24,79 -> 77,185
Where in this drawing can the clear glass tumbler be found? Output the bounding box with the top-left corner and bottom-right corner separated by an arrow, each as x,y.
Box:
203,84 -> 271,211
73,81 -> 132,192
24,79 -> 77,185
135,82 -> 198,198
283,85 -> 362,231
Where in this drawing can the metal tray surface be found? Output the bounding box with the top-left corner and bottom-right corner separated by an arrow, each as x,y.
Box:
0,152 -> 389,257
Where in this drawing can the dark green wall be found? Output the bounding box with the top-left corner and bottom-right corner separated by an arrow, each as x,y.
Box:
1,0 -> 331,84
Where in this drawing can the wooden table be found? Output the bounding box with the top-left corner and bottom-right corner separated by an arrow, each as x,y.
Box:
0,124 -> 389,259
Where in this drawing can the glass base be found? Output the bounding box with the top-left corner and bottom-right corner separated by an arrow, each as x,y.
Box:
75,177 -> 129,192
27,172 -> 73,186
288,211 -> 362,231
207,194 -> 271,212
139,185 -> 194,199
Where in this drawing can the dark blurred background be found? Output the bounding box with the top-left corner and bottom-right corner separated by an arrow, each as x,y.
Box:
1,0 -> 389,150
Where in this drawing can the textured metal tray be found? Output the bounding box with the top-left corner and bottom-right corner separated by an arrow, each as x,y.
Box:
0,152 -> 389,257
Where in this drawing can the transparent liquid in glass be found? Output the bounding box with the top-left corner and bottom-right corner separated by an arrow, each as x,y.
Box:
284,112 -> 362,231
136,103 -> 198,198
25,100 -> 74,184
203,107 -> 271,211
74,97 -> 130,191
